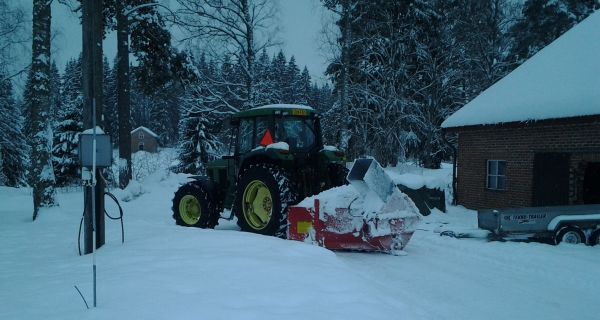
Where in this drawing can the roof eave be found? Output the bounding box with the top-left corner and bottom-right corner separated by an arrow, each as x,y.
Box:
443,114 -> 600,131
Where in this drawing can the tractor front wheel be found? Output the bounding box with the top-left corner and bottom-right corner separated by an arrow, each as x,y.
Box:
233,165 -> 296,238
172,182 -> 216,228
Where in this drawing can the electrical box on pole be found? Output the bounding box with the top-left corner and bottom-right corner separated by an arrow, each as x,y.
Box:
79,133 -> 112,168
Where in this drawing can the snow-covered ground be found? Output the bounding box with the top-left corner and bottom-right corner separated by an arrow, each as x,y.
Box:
1,162 -> 599,320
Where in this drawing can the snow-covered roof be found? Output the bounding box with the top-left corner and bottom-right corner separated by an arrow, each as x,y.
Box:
442,10 -> 600,129
81,126 -> 105,134
131,126 -> 159,138
252,104 -> 314,110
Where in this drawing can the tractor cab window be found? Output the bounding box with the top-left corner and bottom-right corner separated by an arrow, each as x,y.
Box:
238,118 -> 253,153
277,117 -> 317,151
255,117 -> 273,147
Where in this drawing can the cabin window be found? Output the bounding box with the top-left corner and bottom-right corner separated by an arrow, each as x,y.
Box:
139,132 -> 144,139
238,118 -> 254,153
255,117 -> 272,147
487,160 -> 506,190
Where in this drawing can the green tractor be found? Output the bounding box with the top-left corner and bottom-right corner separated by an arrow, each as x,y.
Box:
172,104 -> 348,238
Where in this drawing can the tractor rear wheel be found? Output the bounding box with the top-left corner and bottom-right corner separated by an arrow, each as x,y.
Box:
172,182 -> 216,228
233,165 -> 296,238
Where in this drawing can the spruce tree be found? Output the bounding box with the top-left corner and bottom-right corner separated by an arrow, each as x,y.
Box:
103,56 -> 118,145
284,56 -> 301,103
270,51 -> 287,103
49,62 -> 61,123
297,67 -> 312,105
52,58 -> 83,186
510,0 -> 599,63
176,97 -> 221,174
254,49 -> 273,106
0,74 -> 28,187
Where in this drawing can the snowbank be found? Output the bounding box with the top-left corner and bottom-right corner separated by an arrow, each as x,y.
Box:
1,162 -> 599,320
386,162 -> 453,201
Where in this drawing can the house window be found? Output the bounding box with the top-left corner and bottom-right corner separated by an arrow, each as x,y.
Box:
139,132 -> 144,139
139,143 -> 144,151
487,160 -> 506,190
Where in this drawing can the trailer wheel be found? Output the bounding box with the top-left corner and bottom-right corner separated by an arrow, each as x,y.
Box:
172,182 -> 216,228
589,230 -> 600,246
555,227 -> 586,245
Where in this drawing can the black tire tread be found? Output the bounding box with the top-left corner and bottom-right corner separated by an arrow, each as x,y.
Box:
172,181 -> 217,228
589,229 -> 600,246
233,164 -> 297,238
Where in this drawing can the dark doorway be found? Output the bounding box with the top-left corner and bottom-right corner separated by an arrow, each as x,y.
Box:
533,153 -> 570,206
583,162 -> 600,204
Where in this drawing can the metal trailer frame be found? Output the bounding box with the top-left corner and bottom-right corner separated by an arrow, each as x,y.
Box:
478,204 -> 600,244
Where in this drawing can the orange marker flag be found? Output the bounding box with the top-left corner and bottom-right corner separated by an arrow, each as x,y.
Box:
260,129 -> 274,146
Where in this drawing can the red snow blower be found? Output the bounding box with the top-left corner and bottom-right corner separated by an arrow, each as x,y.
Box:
287,158 -> 422,254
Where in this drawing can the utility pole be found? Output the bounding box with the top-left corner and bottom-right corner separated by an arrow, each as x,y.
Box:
82,0 -> 105,254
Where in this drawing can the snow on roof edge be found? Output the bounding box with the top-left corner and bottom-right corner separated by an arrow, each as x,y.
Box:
442,114 -> 600,130
442,10 -> 600,129
131,126 -> 159,138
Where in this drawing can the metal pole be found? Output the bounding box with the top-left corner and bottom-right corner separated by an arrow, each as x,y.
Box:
92,98 -> 97,308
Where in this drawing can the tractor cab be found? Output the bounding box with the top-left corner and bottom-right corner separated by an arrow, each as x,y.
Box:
229,105 -> 338,200
231,104 -> 322,155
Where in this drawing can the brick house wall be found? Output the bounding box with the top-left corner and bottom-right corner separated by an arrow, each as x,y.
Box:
131,129 -> 159,153
452,116 -> 600,210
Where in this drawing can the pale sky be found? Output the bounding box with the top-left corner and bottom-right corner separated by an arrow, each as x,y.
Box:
277,0 -> 330,83
17,0 -> 330,84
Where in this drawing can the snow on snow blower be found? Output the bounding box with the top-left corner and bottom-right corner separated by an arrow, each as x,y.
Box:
171,104 -> 421,254
288,158 -> 422,254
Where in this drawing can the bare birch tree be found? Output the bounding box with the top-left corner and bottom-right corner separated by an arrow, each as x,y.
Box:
175,0 -> 279,109
0,0 -> 27,81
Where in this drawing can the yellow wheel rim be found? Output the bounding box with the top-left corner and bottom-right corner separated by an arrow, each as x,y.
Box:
242,180 -> 273,230
179,194 -> 201,225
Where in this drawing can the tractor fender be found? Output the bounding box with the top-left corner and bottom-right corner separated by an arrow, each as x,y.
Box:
238,153 -> 282,176
187,176 -> 217,201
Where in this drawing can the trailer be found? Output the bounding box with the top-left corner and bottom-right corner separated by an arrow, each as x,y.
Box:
478,204 -> 600,245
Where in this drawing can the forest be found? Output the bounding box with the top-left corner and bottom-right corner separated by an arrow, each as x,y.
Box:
0,0 -> 598,213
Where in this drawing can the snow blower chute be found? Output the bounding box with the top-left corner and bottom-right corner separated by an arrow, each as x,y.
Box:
288,158 -> 422,254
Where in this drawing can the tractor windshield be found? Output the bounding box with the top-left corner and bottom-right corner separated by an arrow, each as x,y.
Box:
276,117 -> 318,152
